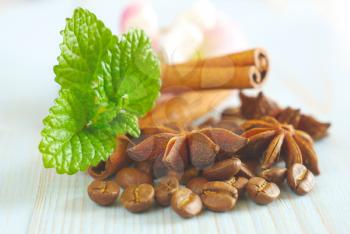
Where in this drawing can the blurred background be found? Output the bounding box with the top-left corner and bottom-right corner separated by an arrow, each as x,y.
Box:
1,0 -> 349,116
2,0 -> 350,149
1,0 -> 349,140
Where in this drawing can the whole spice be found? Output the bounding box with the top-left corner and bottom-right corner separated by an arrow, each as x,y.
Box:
202,157 -> 242,180
276,107 -> 331,140
238,92 -> 331,141
161,48 -> 269,91
140,90 -> 232,129
88,137 -> 132,180
135,161 -> 154,176
87,180 -> 120,206
225,177 -> 249,195
239,92 -> 280,119
246,177 -> 280,205
120,184 -> 155,213
127,127 -> 247,177
237,161 -> 257,178
116,167 -> 153,188
171,188 -> 203,218
186,177 -> 209,195
155,176 -> 179,206
241,116 -> 320,175
287,163 -> 315,195
180,167 -> 200,184
260,167 -> 287,184
200,181 -> 238,212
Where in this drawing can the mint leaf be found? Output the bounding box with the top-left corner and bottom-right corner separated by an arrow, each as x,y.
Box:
39,8 -> 160,174
39,90 -> 116,174
111,112 -> 140,138
116,30 -> 161,116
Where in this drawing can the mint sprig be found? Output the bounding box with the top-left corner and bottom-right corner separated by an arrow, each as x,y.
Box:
39,8 -> 160,174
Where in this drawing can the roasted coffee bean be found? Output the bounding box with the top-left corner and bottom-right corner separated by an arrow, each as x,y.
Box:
225,177 -> 248,195
171,187 -> 203,218
246,177 -> 280,205
135,161 -> 153,176
287,163 -> 315,195
87,180 -> 120,206
201,181 -> 238,212
120,183 -> 155,213
260,167 -> 287,184
116,167 -> 153,188
155,176 -> 179,206
180,167 -> 200,184
186,177 -> 208,195
202,157 -> 241,180
237,162 -> 256,178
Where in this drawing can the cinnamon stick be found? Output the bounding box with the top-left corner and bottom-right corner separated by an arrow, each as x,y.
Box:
140,90 -> 232,128
161,48 -> 269,91
88,136 -> 131,179
162,65 -> 261,90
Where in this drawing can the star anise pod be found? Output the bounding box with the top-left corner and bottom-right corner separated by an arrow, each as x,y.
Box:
276,107 -> 331,140
127,128 -> 247,178
239,92 -> 281,119
239,92 -> 331,140
198,117 -> 243,135
241,116 -> 320,175
88,126 -> 178,179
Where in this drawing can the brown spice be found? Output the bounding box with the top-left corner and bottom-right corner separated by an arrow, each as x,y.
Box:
276,107 -> 331,140
241,117 -> 320,175
239,92 -> 280,119
88,137 -> 132,180
127,128 -> 247,177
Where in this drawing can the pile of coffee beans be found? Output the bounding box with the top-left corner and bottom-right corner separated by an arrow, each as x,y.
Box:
87,158 -> 315,218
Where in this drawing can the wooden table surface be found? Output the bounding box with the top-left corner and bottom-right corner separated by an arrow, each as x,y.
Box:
1,0 -> 349,233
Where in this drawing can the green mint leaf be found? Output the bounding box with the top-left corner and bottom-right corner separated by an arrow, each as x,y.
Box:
111,112 -> 140,138
39,89 -> 116,174
116,29 -> 161,116
39,8 -> 160,174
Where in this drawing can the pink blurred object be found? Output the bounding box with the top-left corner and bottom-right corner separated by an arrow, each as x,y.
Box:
200,15 -> 248,58
119,0 -> 159,39
119,0 -> 247,62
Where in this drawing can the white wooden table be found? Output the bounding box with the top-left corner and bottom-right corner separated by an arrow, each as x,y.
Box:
1,0 -> 350,233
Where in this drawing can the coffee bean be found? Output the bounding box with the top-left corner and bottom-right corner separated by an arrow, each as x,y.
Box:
260,167 -> 287,184
87,180 -> 120,206
287,163 -> 315,195
237,162 -> 256,178
246,177 -> 280,205
116,167 -> 153,188
155,176 -> 179,206
120,183 -> 155,213
171,188 -> 203,218
186,177 -> 208,195
203,157 -> 241,180
180,167 -> 200,184
225,177 -> 248,195
135,161 -> 153,176
200,181 -> 238,212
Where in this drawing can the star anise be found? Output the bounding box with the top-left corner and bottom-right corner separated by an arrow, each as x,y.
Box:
241,116 -> 320,175
239,92 -> 330,140
239,92 -> 281,119
198,117 -> 243,135
127,127 -> 247,178
276,107 -> 331,140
